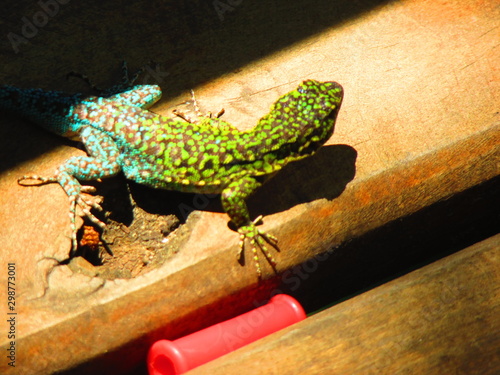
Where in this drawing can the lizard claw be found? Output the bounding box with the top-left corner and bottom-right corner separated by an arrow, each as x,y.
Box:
18,174 -> 105,253
80,185 -> 104,211
69,192 -> 105,254
77,194 -> 105,226
237,216 -> 278,278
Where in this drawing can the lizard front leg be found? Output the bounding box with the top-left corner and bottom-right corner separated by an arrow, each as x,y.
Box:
18,126 -> 122,253
221,177 -> 278,278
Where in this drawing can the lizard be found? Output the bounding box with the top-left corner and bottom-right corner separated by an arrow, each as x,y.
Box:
1,76 -> 343,277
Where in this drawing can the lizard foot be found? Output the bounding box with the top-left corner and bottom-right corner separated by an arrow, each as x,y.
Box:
237,215 -> 279,278
77,185 -> 105,226
18,176 -> 105,253
173,89 -> 225,124
68,186 -> 105,253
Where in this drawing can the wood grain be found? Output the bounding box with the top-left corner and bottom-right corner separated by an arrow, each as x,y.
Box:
0,0 -> 498,373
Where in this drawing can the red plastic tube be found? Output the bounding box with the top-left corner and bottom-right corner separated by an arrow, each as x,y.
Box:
147,294 -> 306,375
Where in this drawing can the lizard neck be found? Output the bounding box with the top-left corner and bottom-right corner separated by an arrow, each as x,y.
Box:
240,109 -> 336,161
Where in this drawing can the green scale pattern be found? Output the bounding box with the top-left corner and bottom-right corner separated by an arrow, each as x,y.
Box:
92,80 -> 344,276
6,78 -> 343,277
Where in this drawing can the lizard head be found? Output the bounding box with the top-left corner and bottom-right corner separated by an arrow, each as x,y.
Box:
255,80 -> 343,158
285,79 -> 343,124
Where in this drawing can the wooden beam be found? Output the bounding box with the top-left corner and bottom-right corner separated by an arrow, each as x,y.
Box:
191,234 -> 500,374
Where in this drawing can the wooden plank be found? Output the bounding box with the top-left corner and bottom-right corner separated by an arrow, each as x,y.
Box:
0,0 -> 498,374
190,234 -> 500,375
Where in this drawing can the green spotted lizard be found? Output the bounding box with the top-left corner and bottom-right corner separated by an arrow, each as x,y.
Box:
1,78 -> 343,276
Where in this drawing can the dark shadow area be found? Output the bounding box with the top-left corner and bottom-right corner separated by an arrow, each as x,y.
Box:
0,113 -> 78,171
1,0 -> 394,89
128,180 -> 222,221
279,175 -> 500,314
0,0 -> 393,173
250,144 -> 357,218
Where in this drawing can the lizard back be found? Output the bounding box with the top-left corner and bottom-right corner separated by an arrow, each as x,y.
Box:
82,80 -> 343,193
